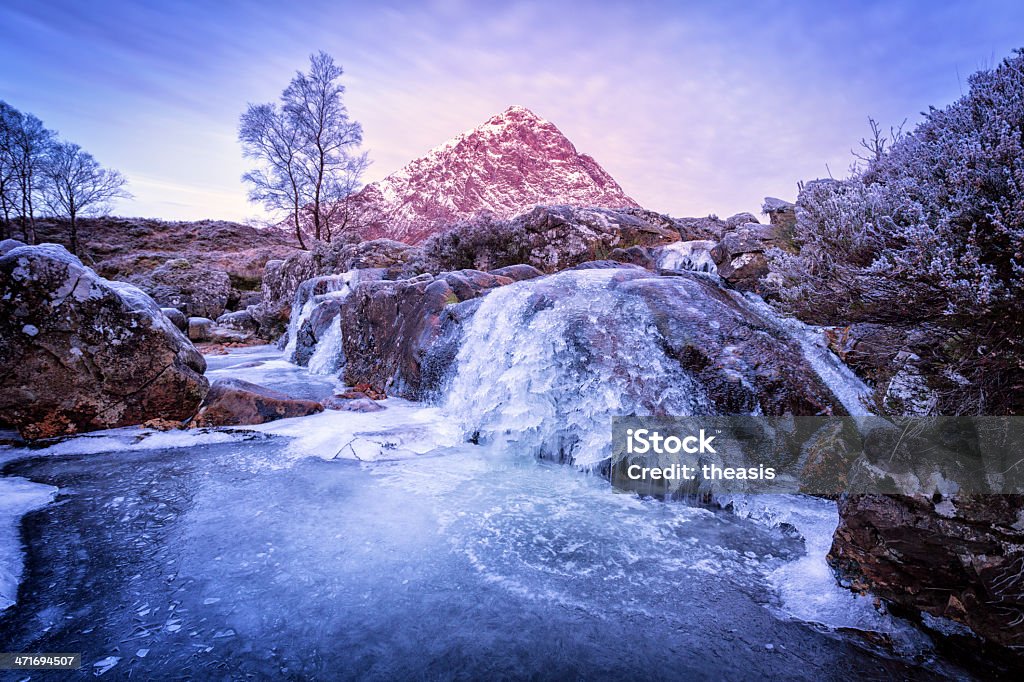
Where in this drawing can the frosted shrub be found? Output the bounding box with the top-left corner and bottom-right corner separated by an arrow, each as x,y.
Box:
421,212 -> 531,272
769,50 -> 1024,414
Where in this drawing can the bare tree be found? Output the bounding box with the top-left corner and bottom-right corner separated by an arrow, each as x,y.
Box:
0,104 -> 17,237
239,103 -> 308,248
0,102 -> 53,243
41,142 -> 130,254
239,51 -> 367,248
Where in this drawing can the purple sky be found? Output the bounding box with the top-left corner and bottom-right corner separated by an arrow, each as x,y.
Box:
1,0 -> 1022,222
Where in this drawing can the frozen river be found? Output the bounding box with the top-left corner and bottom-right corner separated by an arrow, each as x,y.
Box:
0,347 -> 963,679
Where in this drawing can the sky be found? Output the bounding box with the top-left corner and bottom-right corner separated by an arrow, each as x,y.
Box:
1,0 -> 1022,223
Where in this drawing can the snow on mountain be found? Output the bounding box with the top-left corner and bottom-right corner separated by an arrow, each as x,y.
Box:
354,105 -> 639,244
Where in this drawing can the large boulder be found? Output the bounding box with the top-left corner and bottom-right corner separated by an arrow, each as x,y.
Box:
830,493 -> 1024,656
191,378 -> 323,427
341,269 -> 512,398
130,258 -> 232,319
615,273 -> 844,415
0,244 -> 208,439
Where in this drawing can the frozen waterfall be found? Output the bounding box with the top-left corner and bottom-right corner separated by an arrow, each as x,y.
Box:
443,269 -> 708,467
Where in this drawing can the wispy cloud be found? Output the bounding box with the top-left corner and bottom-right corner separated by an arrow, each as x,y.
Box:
1,0 -> 1022,221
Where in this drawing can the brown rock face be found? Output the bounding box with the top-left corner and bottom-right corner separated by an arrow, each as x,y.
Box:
349,106 -> 640,244
341,270 -> 512,399
192,378 -> 323,427
829,493 -> 1024,654
0,244 -> 208,439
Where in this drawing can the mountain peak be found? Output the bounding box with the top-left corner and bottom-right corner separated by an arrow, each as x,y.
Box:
353,107 -> 639,243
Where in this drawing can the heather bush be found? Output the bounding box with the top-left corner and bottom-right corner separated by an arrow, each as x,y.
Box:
769,50 -> 1024,414
420,211 -> 531,272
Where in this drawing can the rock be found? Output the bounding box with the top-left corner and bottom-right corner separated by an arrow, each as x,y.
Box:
293,297 -> 344,367
216,309 -> 259,334
0,238 -> 26,255
488,264 -> 544,282
510,205 -> 678,272
711,223 -> 790,291
830,493 -> 1024,655
674,215 -> 727,241
323,397 -> 385,412
762,197 -> 797,231
824,323 -> 944,414
341,270 -> 513,399
617,274 -> 845,415
161,307 -> 188,332
0,244 -> 208,439
608,245 -> 657,269
131,258 -> 232,319
188,317 -> 215,342
255,240 -> 424,340
191,378 -> 323,427
725,212 -> 759,229
717,252 -> 770,287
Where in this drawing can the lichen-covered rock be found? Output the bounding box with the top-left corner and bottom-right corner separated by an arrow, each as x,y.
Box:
830,493 -> 1024,656
131,258 -> 232,319
216,309 -> 259,334
0,244 -> 208,439
191,378 -> 323,427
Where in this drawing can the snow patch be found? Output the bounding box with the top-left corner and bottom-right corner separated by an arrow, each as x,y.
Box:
0,477 -> 58,611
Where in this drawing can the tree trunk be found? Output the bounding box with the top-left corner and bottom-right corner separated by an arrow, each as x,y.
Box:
293,204 -> 306,250
70,212 -> 78,256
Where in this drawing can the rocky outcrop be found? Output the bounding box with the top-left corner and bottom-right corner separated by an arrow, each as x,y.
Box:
131,258 -> 232,319
0,244 -> 208,439
254,239 -> 423,339
341,270 -> 513,398
830,493 -> 1024,655
191,378 -> 323,427
508,205 -> 677,272
617,273 -> 844,415
34,216 -> 298,287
